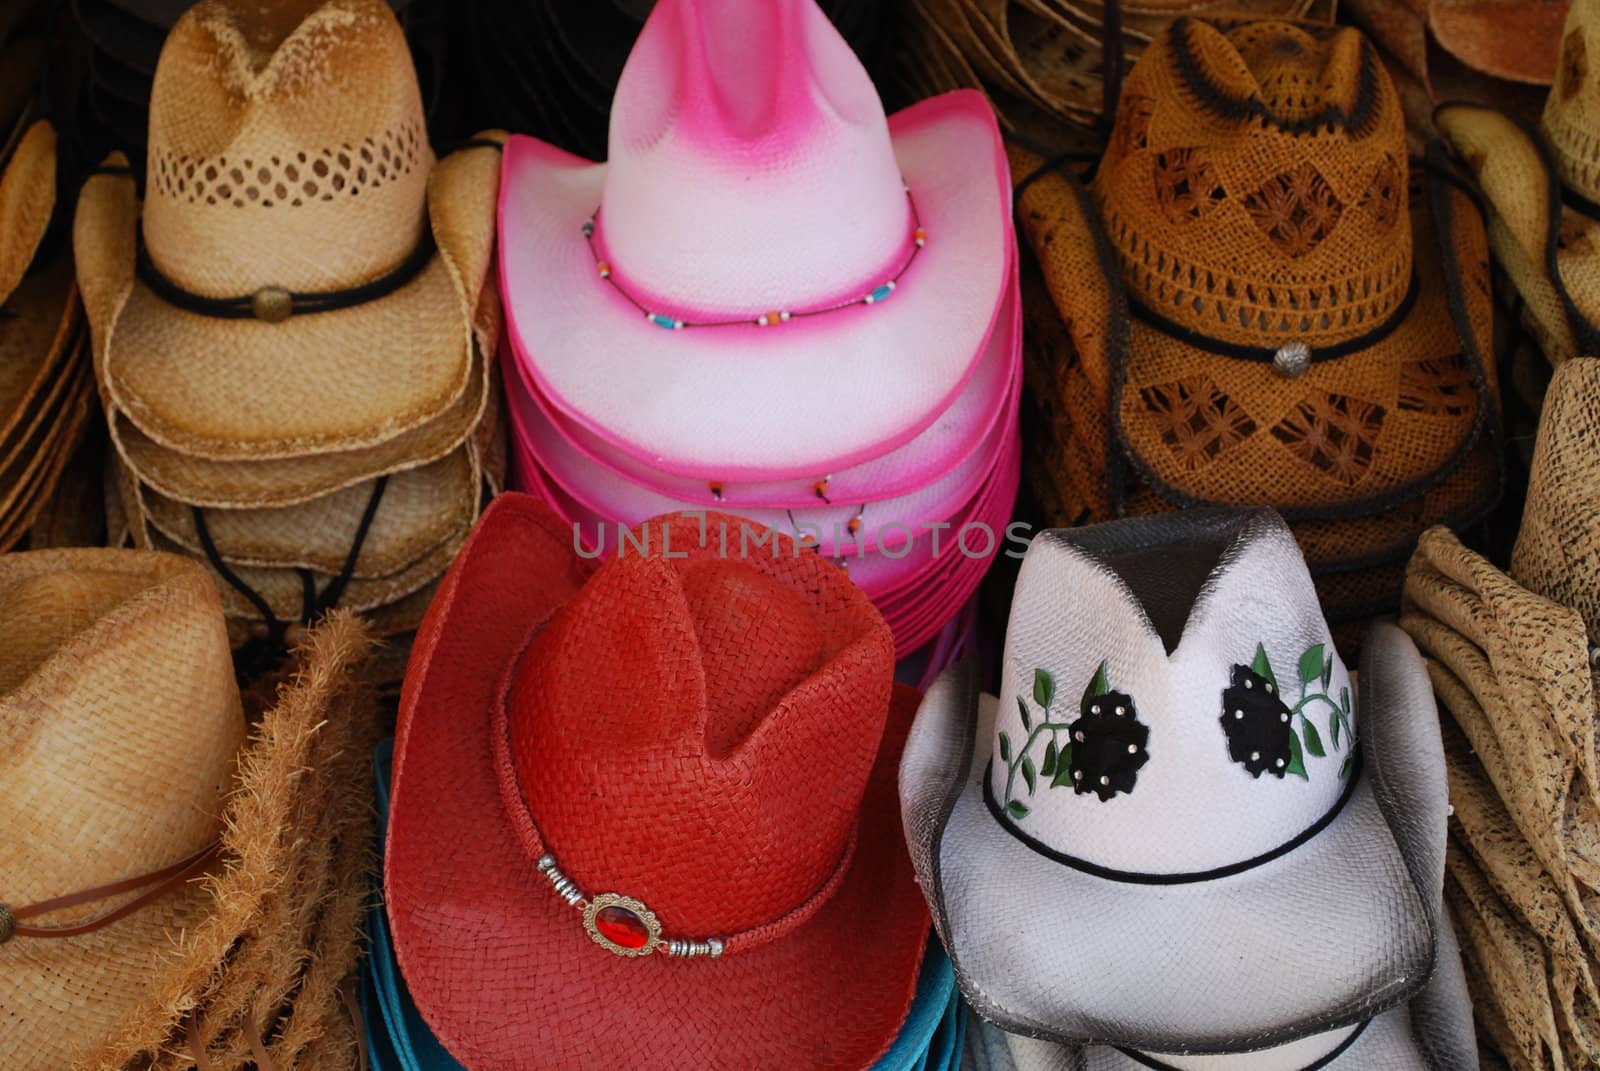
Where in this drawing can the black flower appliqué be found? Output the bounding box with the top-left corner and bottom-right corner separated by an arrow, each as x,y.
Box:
997,662 -> 1150,817
1219,642 -> 1356,781
1066,681 -> 1151,801
1221,664 -> 1293,778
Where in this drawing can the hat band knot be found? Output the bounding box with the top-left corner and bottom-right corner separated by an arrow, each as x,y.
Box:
581,184 -> 927,330
0,841 -> 219,943
134,226 -> 436,323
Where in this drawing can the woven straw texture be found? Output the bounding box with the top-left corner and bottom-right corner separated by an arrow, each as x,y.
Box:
1014,118 -> 1499,632
386,497 -> 931,1070
1402,524 -> 1600,1070
889,0 -> 1334,147
1089,20 -> 1498,515
71,0 -> 507,653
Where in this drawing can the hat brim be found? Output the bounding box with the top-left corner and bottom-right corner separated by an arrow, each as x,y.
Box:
0,121 -> 56,307
136,445 -> 480,577
1428,1 -> 1568,85
509,414 -> 1021,655
1435,101 -> 1597,365
967,923 -> 1476,1070
499,91 -> 1013,480
385,495 -> 934,1070
79,144 -> 500,461
903,622 -> 1442,1052
104,337 -> 491,509
1112,171 -> 1497,520
501,273 -> 1021,509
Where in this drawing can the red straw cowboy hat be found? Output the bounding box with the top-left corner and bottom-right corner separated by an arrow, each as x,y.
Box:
385,496 -> 930,1070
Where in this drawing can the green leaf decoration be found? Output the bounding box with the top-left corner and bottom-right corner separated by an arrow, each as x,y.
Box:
1302,718 -> 1326,758
998,732 -> 1013,764
1329,710 -> 1341,749
1286,728 -> 1308,780
1042,740 -> 1058,779
1298,644 -> 1325,689
1005,800 -> 1030,819
1252,643 -> 1278,689
1051,745 -> 1075,788
1034,668 -> 1056,709
1340,686 -> 1351,716
1322,656 -> 1333,691
1022,756 -> 1038,795
1339,753 -> 1355,780
1082,661 -> 1110,706
1017,696 -> 1032,731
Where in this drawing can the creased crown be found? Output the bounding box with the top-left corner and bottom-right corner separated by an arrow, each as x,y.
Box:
507,513 -> 894,936
1544,0 -> 1600,202
987,510 -> 1355,875
142,0 -> 434,296
1095,20 -> 1412,351
597,0 -> 911,317
0,550 -> 243,915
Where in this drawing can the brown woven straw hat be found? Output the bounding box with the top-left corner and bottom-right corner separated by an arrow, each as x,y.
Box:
72,0 -> 500,467
1435,0 -> 1600,368
1089,19 -> 1498,517
0,548 -> 379,1070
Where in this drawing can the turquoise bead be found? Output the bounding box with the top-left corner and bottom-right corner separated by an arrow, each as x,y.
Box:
649,314 -> 680,330
867,283 -> 895,305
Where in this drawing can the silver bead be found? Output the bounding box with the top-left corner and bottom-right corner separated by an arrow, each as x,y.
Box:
1273,341 -> 1312,378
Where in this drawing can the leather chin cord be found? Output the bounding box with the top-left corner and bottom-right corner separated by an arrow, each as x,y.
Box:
185,986 -> 370,1071
0,842 -> 219,943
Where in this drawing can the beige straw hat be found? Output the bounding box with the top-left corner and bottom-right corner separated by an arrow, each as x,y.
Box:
72,0 -> 503,472
0,547 -> 378,1071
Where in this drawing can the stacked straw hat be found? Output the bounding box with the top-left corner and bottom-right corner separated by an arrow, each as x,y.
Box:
0,115 -> 97,553
1436,0 -> 1600,372
1015,18 -> 1503,651
0,548 -> 379,1071
457,0 -> 891,164
72,0 -> 505,662
384,497 -> 938,1069
890,0 -> 1336,150
499,0 -> 1020,665
1402,358 -> 1600,1070
901,508 -> 1479,1068
363,736 -> 968,1070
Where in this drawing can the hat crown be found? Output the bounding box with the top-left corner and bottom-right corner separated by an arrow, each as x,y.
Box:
507,516 -> 895,937
986,511 -> 1357,876
596,0 -> 913,317
142,0 -> 434,297
1545,0 -> 1600,201
0,551 -> 243,917
1095,20 -> 1412,351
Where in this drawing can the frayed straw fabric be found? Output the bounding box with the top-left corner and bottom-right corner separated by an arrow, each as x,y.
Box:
386,497 -> 932,1070
0,550 -> 379,1071
1436,0 -> 1600,370
1403,377 -> 1600,1071
1015,19 -> 1502,636
72,0 -> 505,654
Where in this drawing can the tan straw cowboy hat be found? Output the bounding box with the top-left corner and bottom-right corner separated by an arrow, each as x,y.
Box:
0,548 -> 379,1071
1015,18 -> 1502,641
73,0 -> 505,654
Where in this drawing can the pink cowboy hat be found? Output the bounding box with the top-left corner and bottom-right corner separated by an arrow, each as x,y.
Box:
501,280 -> 1020,510
498,0 -> 1013,481
509,410 -> 1021,655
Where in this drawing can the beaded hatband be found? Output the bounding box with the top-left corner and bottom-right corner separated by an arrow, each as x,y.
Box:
535,855 -> 725,959
583,187 -> 928,330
